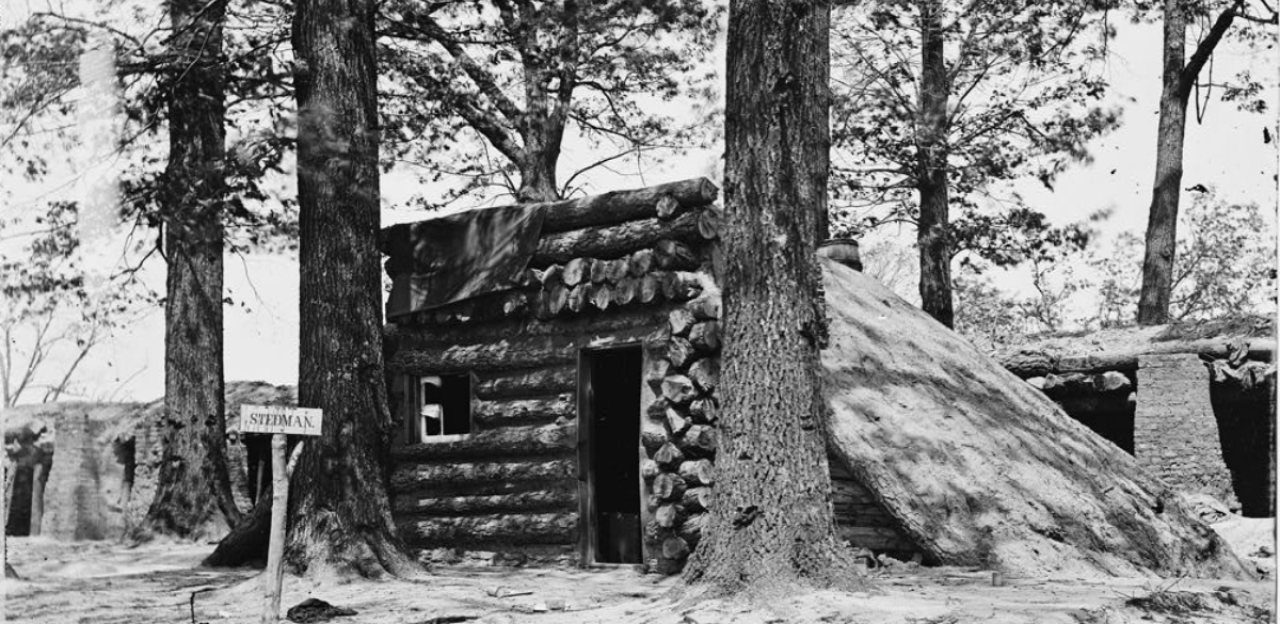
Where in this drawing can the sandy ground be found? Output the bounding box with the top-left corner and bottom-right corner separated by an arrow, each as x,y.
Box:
4,522 -> 1276,624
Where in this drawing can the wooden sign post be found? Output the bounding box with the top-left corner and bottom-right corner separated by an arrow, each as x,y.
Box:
240,405 -> 323,624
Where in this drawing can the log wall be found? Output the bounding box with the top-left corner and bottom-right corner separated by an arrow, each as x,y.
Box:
382,177 -> 925,570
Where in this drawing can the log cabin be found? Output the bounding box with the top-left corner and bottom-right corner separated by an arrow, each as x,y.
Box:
380,178 -> 915,572
380,178 -> 1250,579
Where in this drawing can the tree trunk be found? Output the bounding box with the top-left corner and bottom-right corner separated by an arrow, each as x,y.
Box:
517,136 -> 562,202
288,0 -> 415,578
682,0 -> 855,594
145,0 -> 242,538
1137,0 -> 1237,325
915,0 -> 954,329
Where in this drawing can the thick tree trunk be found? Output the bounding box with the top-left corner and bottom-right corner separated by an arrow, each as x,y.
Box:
517,137 -> 562,203
915,0 -> 954,329
145,0 -> 242,538
682,0 -> 855,594
1137,0 -> 1236,325
288,0 -> 415,578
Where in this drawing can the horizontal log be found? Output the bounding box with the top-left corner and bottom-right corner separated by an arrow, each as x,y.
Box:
628,249 -> 655,276
474,365 -> 578,400
394,485 -> 578,516
653,239 -> 699,271
403,289 -> 536,326
681,488 -> 713,514
665,406 -> 691,436
661,375 -> 697,405
653,442 -> 685,468
837,525 -> 915,551
613,277 -> 639,306
655,504 -> 681,529
678,425 -> 717,457
392,423 -> 576,462
391,459 -> 576,491
661,271 -> 703,302
686,293 -> 721,321
378,179 -> 718,258
639,274 -> 663,304
563,258 -> 590,287
697,207 -> 722,241
589,283 -> 613,311
653,472 -> 687,502
1000,339 -> 1276,377
656,194 -> 681,219
387,324 -> 665,374
538,177 -> 719,234
662,536 -> 690,560
386,305 -> 671,349
678,459 -> 715,486
688,398 -> 718,424
690,321 -> 720,353
474,396 -> 575,427
688,358 -> 719,394
538,264 -> 564,286
669,308 -> 696,337
533,211 -> 705,267
395,476 -> 579,500
398,512 -> 578,546
677,512 -> 707,548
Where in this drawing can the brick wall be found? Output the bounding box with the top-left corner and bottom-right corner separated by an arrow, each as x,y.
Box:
40,414 -> 109,540
1134,354 -> 1238,510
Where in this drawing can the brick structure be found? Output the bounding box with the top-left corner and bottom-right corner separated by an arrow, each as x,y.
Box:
1134,354 -> 1239,510
40,413 -> 108,540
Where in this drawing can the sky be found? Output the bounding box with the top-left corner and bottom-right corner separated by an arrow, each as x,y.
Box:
1,7 -> 1276,404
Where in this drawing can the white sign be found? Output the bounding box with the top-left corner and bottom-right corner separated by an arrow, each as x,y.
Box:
240,405 -> 323,436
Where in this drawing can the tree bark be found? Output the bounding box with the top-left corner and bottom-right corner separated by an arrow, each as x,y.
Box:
288,0 -> 415,578
682,0 -> 855,593
146,0 -> 242,538
915,0 -> 954,329
1137,0 -> 1237,325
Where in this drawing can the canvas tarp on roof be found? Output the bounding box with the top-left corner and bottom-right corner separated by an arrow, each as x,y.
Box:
818,259 -> 1251,579
383,203 -> 545,318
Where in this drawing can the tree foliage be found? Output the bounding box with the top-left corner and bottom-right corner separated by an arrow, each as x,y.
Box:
1103,190 -> 1275,324
378,0 -> 723,204
829,0 -> 1119,325
0,202 -> 144,407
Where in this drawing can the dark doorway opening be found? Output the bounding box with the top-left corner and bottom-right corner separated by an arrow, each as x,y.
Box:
1211,376 -> 1275,517
581,346 -> 643,564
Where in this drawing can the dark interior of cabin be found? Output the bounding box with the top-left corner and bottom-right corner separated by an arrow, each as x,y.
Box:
585,347 -> 643,563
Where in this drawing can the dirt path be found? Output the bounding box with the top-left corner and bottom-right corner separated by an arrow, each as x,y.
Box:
5,538 -> 1274,624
